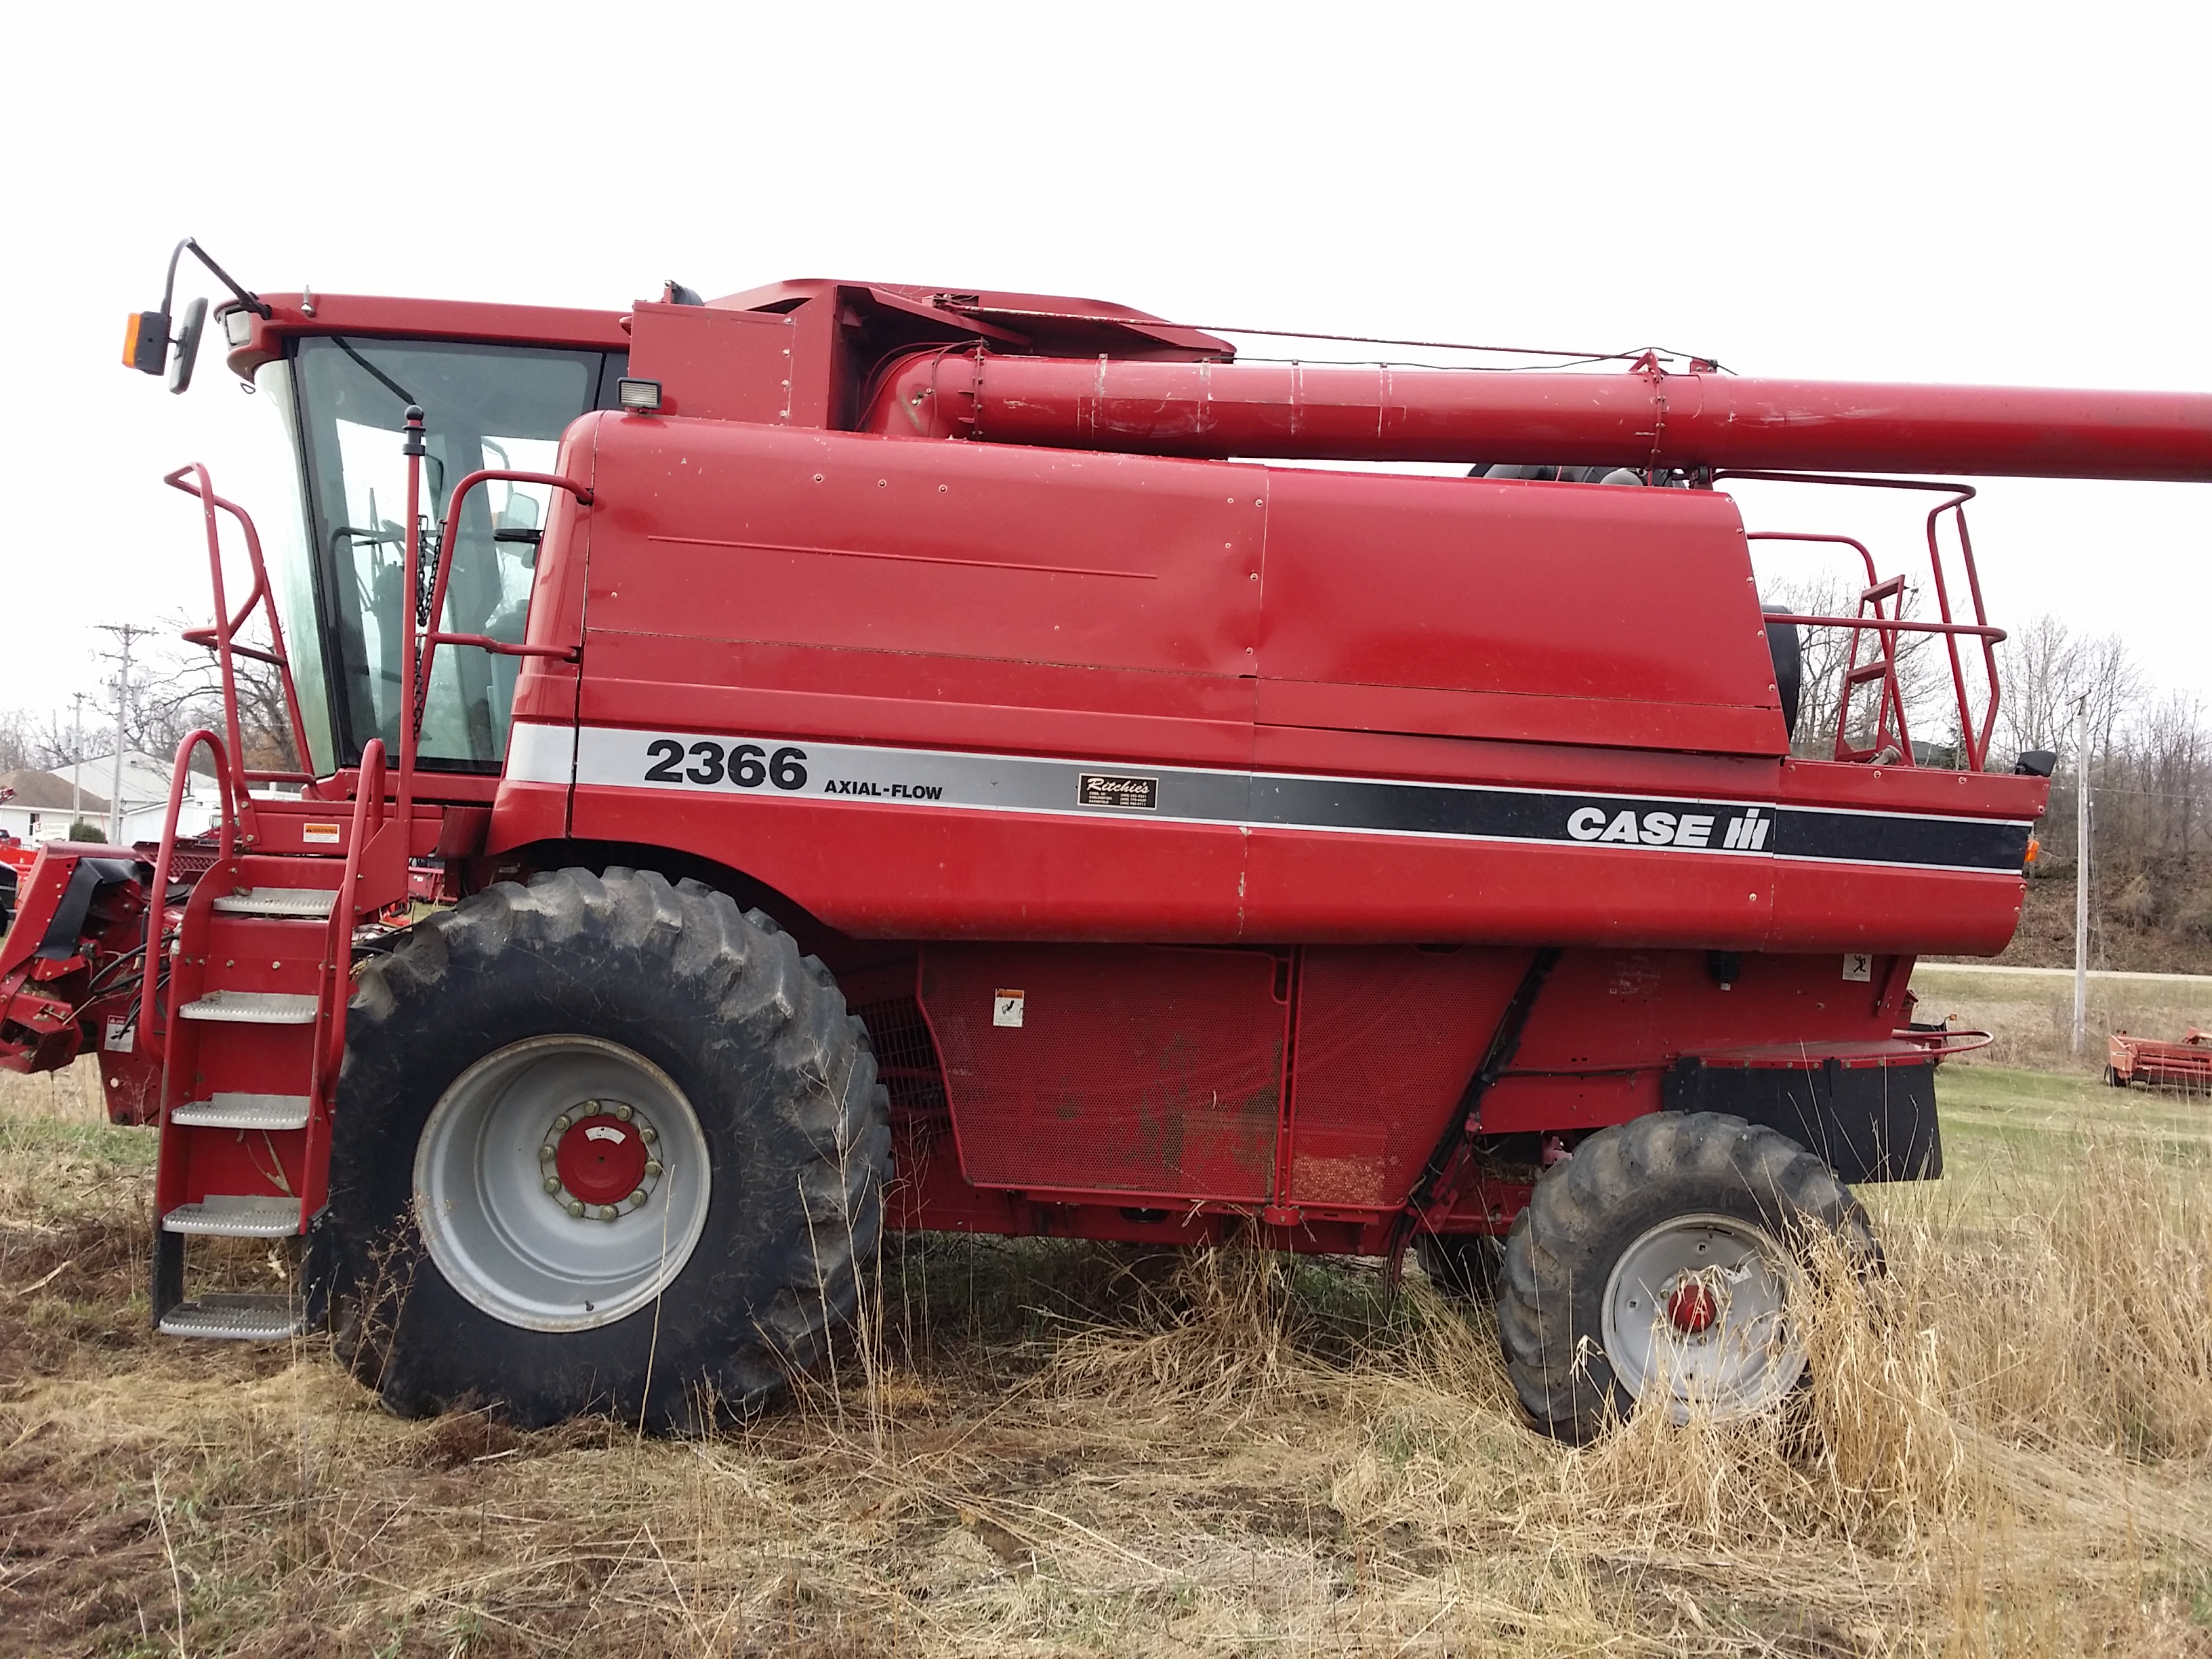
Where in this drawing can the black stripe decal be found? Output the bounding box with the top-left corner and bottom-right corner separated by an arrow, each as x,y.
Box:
547,725 -> 2034,875
1773,808 -> 2032,874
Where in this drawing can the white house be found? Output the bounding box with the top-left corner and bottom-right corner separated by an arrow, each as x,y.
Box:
0,769 -> 108,843
58,750 -> 226,845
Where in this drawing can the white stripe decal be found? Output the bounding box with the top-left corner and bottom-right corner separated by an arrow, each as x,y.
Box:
536,724 -> 2034,874
504,721 -> 577,787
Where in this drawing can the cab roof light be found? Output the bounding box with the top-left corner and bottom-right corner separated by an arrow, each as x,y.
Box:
617,378 -> 663,413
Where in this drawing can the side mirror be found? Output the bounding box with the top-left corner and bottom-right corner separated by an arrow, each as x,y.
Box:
123,239 -> 269,387
167,297 -> 208,394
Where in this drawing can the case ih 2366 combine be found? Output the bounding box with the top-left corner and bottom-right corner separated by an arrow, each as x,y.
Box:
5,245 -> 2206,1441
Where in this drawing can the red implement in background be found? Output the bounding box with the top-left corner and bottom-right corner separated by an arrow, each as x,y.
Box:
2108,1029 -> 2212,1091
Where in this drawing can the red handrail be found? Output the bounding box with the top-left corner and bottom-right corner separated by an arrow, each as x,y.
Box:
413,467 -> 593,722
396,459 -> 590,821
1757,611 -> 2004,642
1922,492 -> 2002,771
1893,1026 -> 1995,1059
321,739 -> 388,1081
138,729 -> 238,1065
1727,472 -> 2007,770
164,466 -> 318,796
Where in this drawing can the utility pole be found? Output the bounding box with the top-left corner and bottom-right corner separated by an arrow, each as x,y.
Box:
69,691 -> 85,823
2072,694 -> 2091,1057
96,623 -> 154,846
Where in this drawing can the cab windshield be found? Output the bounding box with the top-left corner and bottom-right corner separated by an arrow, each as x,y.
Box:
266,337 -> 625,772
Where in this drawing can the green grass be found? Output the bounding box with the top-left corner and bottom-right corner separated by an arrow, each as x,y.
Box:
0,1112 -> 155,1169
1936,1063 -> 2212,1164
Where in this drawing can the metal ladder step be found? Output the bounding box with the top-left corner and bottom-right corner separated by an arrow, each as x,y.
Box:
170,1092 -> 312,1130
212,886 -> 340,919
162,1195 -> 303,1237
159,1294 -> 306,1340
179,990 -> 319,1025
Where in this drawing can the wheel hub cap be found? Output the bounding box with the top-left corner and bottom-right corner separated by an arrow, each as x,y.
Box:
1599,1211 -> 1805,1424
413,1036 -> 712,1332
1665,1279 -> 1720,1334
541,1099 -> 664,1219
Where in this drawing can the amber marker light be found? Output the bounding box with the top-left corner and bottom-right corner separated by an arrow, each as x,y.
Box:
122,310 -> 167,373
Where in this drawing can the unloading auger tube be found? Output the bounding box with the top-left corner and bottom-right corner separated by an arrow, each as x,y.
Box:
863,352 -> 2212,480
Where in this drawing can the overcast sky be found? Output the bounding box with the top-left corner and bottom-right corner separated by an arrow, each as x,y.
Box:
6,2 -> 2209,745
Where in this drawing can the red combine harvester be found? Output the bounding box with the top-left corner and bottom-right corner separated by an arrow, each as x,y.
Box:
5,243 -> 2207,1441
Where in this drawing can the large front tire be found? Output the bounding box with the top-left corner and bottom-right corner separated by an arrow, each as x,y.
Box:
1494,1111 -> 1875,1443
326,867 -> 890,1431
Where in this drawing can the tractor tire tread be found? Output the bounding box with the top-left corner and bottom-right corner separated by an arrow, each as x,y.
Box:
329,866 -> 888,1431
1494,1110 -> 1872,1444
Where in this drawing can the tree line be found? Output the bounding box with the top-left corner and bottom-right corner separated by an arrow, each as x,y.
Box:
0,619 -> 297,779
1770,575 -> 2211,960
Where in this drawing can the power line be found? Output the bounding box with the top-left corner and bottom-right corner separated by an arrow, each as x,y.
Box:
95,623 -> 156,846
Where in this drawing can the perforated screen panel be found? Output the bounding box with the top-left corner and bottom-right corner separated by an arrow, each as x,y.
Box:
921,944 -> 1286,1202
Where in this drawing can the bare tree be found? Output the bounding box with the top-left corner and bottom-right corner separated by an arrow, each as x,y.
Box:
2111,692 -> 2207,861
0,710 -> 37,773
1759,573 -> 1950,760
1994,613 -> 2141,766
129,614 -> 300,774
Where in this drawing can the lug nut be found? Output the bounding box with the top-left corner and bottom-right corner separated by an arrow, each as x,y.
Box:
599,1205 -> 619,1222
539,1143 -> 557,1161
640,1126 -> 657,1145
644,1160 -> 663,1179
630,1188 -> 649,1206
613,1103 -> 633,1122
566,1199 -> 585,1218
580,1099 -> 600,1115
543,1176 -> 560,1194
552,1114 -> 571,1133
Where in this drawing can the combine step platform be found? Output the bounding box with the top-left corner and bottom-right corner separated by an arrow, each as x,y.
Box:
151,840 -> 356,1340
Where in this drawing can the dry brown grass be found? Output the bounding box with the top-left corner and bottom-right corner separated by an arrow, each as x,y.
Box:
1,1059 -> 2209,1657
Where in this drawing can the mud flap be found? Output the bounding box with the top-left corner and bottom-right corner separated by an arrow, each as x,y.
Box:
1660,1055 -> 1942,1182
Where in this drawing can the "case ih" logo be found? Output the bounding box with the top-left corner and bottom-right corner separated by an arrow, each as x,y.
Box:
1565,806 -> 1770,851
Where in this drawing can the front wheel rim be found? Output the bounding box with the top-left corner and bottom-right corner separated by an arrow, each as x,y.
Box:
413,1035 -> 712,1333
1599,1211 -> 1805,1424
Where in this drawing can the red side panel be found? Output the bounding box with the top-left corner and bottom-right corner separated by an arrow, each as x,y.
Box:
1766,757 -> 2033,954
514,414 -> 2036,956
920,943 -> 1288,1202
1507,948 -> 1903,1070
581,417 -> 1263,688
1286,947 -> 1530,1209
1256,470 -> 1784,755
626,304 -> 798,423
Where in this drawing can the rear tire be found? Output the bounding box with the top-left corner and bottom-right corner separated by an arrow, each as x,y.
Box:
1494,1111 -> 1875,1443
325,867 -> 890,1431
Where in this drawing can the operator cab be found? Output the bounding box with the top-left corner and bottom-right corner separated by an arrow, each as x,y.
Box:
255,336 -> 629,775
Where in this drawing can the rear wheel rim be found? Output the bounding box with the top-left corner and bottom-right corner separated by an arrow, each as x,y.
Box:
413,1035 -> 712,1333
1599,1211 -> 1804,1423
